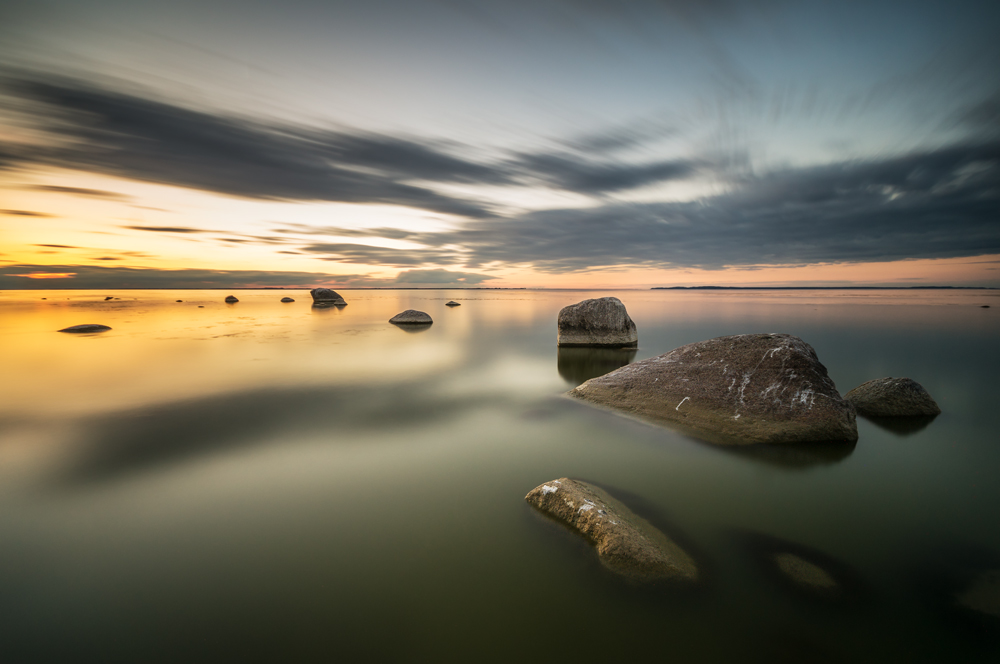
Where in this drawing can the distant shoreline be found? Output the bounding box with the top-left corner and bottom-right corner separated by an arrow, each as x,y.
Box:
1,285 -> 996,291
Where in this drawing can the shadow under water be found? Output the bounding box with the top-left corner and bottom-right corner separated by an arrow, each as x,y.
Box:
719,439 -> 858,470
557,347 -> 637,386
390,322 -> 432,333
861,414 -> 938,436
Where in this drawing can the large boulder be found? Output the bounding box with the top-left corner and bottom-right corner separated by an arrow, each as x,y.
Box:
389,310 -> 432,324
844,377 -> 940,417
525,478 -> 698,583
58,324 -> 111,333
557,297 -> 637,348
310,288 -> 346,305
569,333 -> 857,445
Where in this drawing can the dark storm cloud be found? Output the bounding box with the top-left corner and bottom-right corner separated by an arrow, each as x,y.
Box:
1,209 -> 52,217
301,242 -> 462,267
438,142 -> 1000,271
0,264 -> 361,289
25,184 -> 131,200
1,73 -> 704,213
124,225 -> 208,233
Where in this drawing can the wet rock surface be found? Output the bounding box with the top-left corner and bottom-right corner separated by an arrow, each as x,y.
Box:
389,310 -> 433,324
557,297 -> 637,348
445,301 -> 461,307
569,333 -> 857,445
310,288 -> 346,305
844,377 -> 941,417
525,478 -> 698,583
58,324 -> 112,333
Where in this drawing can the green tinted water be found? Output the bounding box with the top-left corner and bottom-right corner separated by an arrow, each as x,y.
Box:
0,289 -> 998,662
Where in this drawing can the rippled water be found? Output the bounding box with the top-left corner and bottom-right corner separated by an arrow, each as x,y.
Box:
1,288 -> 998,662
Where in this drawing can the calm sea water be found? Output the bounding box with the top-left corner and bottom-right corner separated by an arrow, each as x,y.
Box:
1,288 -> 998,662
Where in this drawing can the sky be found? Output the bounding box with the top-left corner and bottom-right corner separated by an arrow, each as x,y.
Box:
1,0 -> 998,288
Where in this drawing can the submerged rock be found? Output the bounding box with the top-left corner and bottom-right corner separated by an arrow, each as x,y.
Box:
445,301 -> 461,307
955,569 -> 1000,619
58,324 -> 111,333
176,300 -> 182,303
525,478 -> 698,583
225,295 -> 239,303
389,310 -> 432,324
557,297 -> 637,348
773,553 -> 839,593
281,297 -> 295,303
557,346 -> 636,386
844,377 -> 941,417
569,333 -> 857,445
310,288 -> 346,305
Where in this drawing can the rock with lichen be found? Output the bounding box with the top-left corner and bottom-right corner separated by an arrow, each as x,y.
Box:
844,377 -> 940,417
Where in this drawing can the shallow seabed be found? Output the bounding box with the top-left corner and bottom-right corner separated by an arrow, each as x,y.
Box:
1,288 -> 998,662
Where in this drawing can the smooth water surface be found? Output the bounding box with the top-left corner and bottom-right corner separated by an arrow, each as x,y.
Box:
1,289 -> 998,662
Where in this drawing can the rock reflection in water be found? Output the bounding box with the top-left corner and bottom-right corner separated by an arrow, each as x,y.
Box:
721,440 -> 857,470
557,347 -> 636,386
861,414 -> 937,436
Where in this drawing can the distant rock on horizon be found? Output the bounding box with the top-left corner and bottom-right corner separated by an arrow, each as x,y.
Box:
310,288 -> 346,305
58,324 -> 111,334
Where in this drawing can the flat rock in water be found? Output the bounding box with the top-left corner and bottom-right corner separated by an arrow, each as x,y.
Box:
104,296 -> 113,301
389,310 -> 432,324
310,288 -> 346,305
557,297 -> 637,348
445,301 -> 461,307
225,295 -> 239,303
58,324 -> 111,333
569,333 -> 857,445
844,377 -> 941,417
281,297 -> 295,302
525,478 -> 698,583
773,553 -> 839,594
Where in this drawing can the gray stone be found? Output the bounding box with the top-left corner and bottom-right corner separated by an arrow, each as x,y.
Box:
58,324 -> 111,333
225,295 -> 239,303
569,333 -> 857,445
389,310 -> 432,324
557,297 -> 637,348
525,478 -> 698,583
281,297 -> 295,302
310,288 -> 346,305
844,377 -> 941,417
445,301 -> 461,307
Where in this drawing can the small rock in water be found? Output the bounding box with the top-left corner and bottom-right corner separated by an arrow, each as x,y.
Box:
104,296 -> 113,301
557,297 -> 637,348
176,300 -> 183,303
389,310 -> 432,324
281,297 -> 295,302
58,324 -> 111,334
955,569 -> 1000,619
310,288 -> 346,305
445,301 -> 461,307
982,305 -> 990,308
570,333 -> 857,445
198,306 -> 204,308
525,478 -> 698,583
225,295 -> 239,303
773,553 -> 839,593
844,377 -> 941,417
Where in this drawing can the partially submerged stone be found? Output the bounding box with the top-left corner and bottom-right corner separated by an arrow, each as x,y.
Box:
389,310 -> 432,324
225,295 -> 239,303
955,569 -> 1000,619
844,377 -> 941,417
104,296 -> 113,301
557,297 -> 637,348
281,297 -> 295,302
569,333 -> 857,445
525,478 -> 697,583
445,301 -> 461,307
58,324 -> 111,333
773,553 -> 839,594
310,288 -> 346,305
